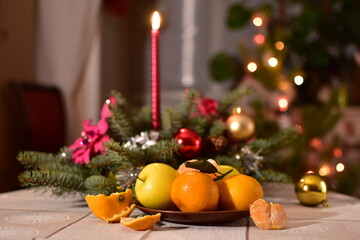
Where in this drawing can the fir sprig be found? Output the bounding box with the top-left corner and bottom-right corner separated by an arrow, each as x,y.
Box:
84,175 -> 117,195
179,88 -> 200,126
161,108 -> 182,139
18,170 -> 85,196
256,169 -> 293,183
107,90 -> 134,141
218,87 -> 253,116
247,127 -> 299,154
105,139 -> 144,168
105,139 -> 180,169
209,120 -> 227,136
17,151 -> 57,169
87,154 -> 121,175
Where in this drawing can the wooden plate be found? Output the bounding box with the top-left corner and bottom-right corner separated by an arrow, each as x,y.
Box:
136,204 -> 249,225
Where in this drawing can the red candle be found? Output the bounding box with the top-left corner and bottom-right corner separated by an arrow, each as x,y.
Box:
151,11 -> 161,130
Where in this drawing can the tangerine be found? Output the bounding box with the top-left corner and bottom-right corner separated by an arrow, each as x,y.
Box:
171,171 -> 219,212
250,199 -> 287,230
218,174 -> 263,211
85,189 -> 133,223
120,213 -> 161,231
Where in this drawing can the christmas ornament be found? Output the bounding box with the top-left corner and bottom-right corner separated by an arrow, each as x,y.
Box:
295,172 -> 329,207
115,167 -> 143,190
124,131 -> 159,150
235,147 -> 263,176
208,135 -> 229,153
226,106 -> 255,142
174,128 -> 202,159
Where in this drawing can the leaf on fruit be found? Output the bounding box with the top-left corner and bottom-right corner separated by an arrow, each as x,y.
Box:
213,169 -> 233,181
185,160 -> 218,173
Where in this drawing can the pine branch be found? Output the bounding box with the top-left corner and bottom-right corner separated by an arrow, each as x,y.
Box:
105,140 -> 144,168
86,154 -> 121,175
17,151 -> 57,169
17,150 -> 88,177
132,107 -> 152,133
247,127 -> 298,154
218,87 -> 252,116
18,170 -> 85,196
188,116 -> 208,136
107,91 -> 134,141
84,175 -> 117,195
179,89 -> 200,126
161,108 -> 182,139
217,155 -> 242,168
143,139 -> 180,168
209,120 -> 227,136
255,169 -> 293,183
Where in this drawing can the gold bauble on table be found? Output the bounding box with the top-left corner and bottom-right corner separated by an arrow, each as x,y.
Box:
295,172 -> 329,207
226,107 -> 255,142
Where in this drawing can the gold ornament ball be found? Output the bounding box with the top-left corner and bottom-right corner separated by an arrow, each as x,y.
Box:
295,173 -> 329,207
226,114 -> 255,142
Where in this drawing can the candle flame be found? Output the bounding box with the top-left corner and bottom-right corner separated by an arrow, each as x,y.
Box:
152,11 -> 161,30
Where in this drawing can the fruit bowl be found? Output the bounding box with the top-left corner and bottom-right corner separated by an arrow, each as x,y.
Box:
136,203 -> 249,225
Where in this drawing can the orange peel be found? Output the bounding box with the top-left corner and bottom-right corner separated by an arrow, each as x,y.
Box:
120,213 -> 161,231
250,199 -> 287,230
105,204 -> 136,223
85,189 -> 133,223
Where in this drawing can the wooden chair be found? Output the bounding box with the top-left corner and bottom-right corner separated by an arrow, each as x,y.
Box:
7,81 -> 66,153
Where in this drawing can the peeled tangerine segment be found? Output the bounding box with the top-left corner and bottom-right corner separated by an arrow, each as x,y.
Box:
120,213 -> 161,231
250,199 -> 287,230
85,189 -> 133,223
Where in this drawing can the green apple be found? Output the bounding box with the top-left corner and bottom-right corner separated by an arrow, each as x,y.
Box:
219,165 -> 240,180
135,163 -> 178,210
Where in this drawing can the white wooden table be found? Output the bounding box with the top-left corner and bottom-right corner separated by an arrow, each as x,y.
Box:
1,184 -> 360,240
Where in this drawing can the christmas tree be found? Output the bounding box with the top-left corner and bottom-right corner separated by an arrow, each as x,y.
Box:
209,1 -> 359,195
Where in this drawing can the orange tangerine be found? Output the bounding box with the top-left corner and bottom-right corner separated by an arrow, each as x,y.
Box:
171,171 -> 219,212
120,213 -> 161,231
250,199 -> 287,230
85,189 -> 133,222
218,174 -> 263,211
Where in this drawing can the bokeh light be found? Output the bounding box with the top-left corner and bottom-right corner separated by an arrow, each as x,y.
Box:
336,163 -> 345,172
278,96 -> 289,112
294,75 -> 304,86
309,138 -> 322,150
319,164 -> 330,176
253,17 -> 263,27
275,41 -> 284,50
333,147 -> 343,158
247,62 -> 257,72
254,34 -> 265,45
268,57 -> 278,67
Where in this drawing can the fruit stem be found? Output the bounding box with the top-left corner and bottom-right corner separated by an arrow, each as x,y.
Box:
137,177 -> 144,182
213,169 -> 233,181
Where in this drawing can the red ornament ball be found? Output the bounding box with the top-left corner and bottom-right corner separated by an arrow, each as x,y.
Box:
174,128 -> 202,159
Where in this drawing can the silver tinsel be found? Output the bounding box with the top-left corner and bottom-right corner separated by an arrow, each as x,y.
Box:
115,167 -> 143,190
124,131 -> 160,150
235,146 -> 263,176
